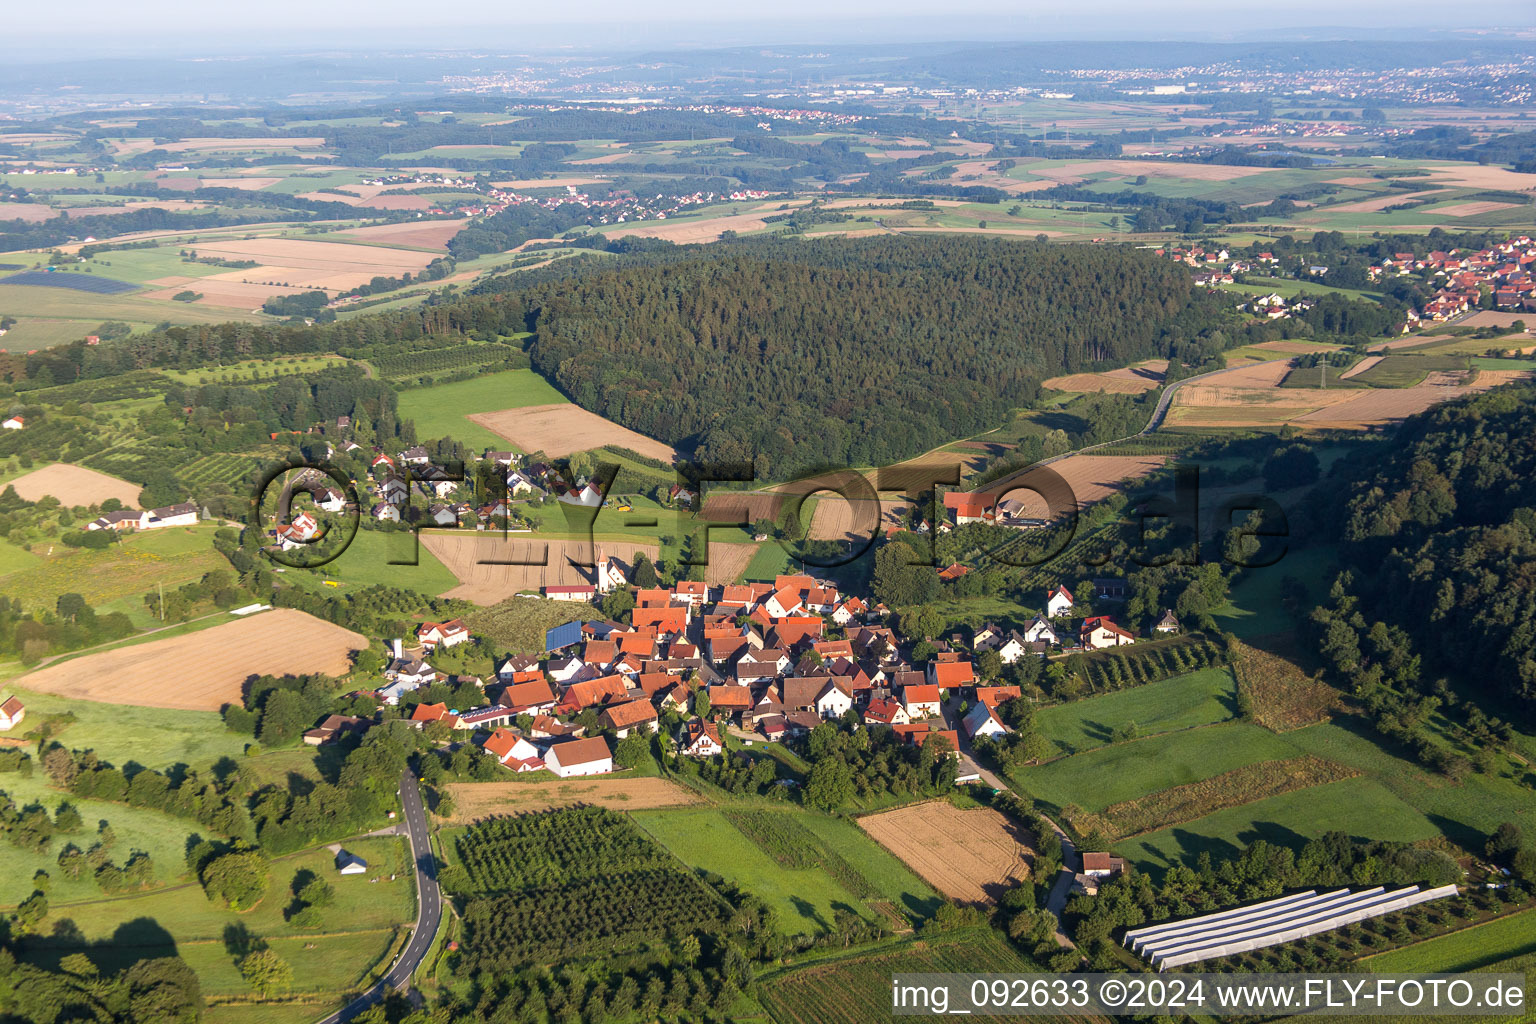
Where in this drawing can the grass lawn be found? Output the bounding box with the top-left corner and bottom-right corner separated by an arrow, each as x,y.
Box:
395,369 -> 568,451
1212,543 -> 1337,638
0,537 -> 41,577
1119,778 -> 1438,872
1035,666 -> 1238,756
0,526 -> 225,620
1013,721 -> 1299,813
632,806 -> 867,935
7,691 -> 248,771
795,813 -> 944,922
289,526 -> 459,596
28,836 -> 412,970
1363,910 -> 1536,973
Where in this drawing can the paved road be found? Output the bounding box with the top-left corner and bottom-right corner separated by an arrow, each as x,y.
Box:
315,770 -> 442,1024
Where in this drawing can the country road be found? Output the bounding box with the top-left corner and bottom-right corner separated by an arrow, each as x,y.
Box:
315,770 -> 442,1024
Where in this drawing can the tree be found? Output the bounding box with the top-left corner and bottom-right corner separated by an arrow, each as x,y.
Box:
239,949 -> 293,998
615,732 -> 651,769
124,956 -> 202,1024
902,605 -> 942,642
1487,822 -> 1525,862
256,689 -> 309,746
201,850 -> 270,911
804,758 -> 854,811
693,687 -> 711,720
632,552 -> 658,589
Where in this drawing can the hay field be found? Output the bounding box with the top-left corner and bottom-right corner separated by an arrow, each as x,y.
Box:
700,492 -> 782,524
443,777 -> 702,821
976,454 -> 1166,518
1192,360 -> 1294,387
1421,164 -> 1536,190
420,533 -> 659,604
467,403 -> 677,462
1308,190 -> 1450,214
15,609 -> 368,711
857,801 -> 1032,904
8,463 -> 141,507
1294,382 -> 1499,429
0,203 -> 58,223
1043,366 -> 1162,393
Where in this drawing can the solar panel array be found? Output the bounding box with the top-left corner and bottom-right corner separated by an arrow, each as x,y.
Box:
1124,884 -> 1459,969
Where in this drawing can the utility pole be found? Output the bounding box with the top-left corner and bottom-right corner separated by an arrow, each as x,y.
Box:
158,581 -> 164,621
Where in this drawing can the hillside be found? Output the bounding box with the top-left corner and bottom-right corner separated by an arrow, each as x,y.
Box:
520,236 -> 1211,478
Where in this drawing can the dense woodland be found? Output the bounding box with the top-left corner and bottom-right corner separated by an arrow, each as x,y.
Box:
518,235 -> 1212,479
1316,384 -> 1536,709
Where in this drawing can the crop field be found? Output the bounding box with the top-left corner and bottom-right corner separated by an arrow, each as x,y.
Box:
975,454 -> 1167,518
702,541 -> 761,585
1363,910 -> 1536,973
1067,755 -> 1358,841
463,593 -> 601,653
468,402 -> 677,462
449,808 -> 727,967
1017,721 -> 1302,813
634,806 -> 874,933
1035,666 -> 1237,755
138,236 -> 441,307
14,608 -> 368,711
1348,354 -> 1470,388
0,270 -> 138,293
1043,361 -> 1166,394
7,462 -> 142,507
856,801 -> 1032,904
443,777 -> 703,820
420,532 -> 658,604
757,929 -> 1089,1024
326,219 -> 465,250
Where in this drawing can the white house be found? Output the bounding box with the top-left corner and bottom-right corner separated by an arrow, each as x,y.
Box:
1,416 -> 23,431
680,718 -> 724,757
963,701 -> 1010,740
416,618 -> 470,651
1023,614 -> 1058,645
1046,585 -> 1074,618
544,736 -> 614,778
594,555 -> 629,594
335,849 -> 368,875
506,470 -> 537,497
901,683 -> 943,719
814,679 -> 855,719
0,696 -> 24,731
1080,616 -> 1136,649
994,633 -> 1029,664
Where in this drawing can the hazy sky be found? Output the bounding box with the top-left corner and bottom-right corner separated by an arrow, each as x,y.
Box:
9,0 -> 1534,56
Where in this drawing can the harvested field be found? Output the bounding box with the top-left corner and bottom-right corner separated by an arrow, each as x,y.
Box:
1339,355 -> 1383,379
467,402 -> 677,462
806,491 -> 885,543
857,801 -> 1032,904
0,203 -> 58,223
1460,311 -> 1533,330
1434,200 -> 1521,217
493,175 -> 613,186
15,609 -> 367,711
702,542 -> 760,586
1069,755 -> 1357,841
420,533 -> 658,605
1293,385 -> 1484,428
699,492 -> 781,524
1043,371 -> 1158,394
1251,340 -> 1338,354
8,463 -> 140,507
443,776 -> 702,821
193,176 -> 282,190
1421,164 -> 1536,191
1191,360 -> 1295,388
1308,190 -> 1450,214
976,454 -> 1167,518
327,220 -> 465,250
1033,159 -> 1269,182
603,210 -> 771,244
1474,369 -> 1535,387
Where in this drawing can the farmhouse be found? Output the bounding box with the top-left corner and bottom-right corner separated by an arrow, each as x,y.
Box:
1,416 -> 22,430
901,682 -> 943,719
146,502 -> 198,528
863,696 -> 910,726
87,509 -> 144,532
545,584 -> 597,602
544,736 -> 614,778
927,658 -> 975,690
1154,609 -> 1181,634
963,701 -> 1009,739
943,491 -> 993,526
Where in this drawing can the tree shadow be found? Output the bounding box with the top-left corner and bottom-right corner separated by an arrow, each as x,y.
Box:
789,895 -> 828,932
222,921 -> 264,960
22,917 -> 178,976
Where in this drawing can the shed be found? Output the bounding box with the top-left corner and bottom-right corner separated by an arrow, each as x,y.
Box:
335,849 -> 368,875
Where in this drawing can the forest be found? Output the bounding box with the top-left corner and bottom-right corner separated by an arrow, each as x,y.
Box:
1317,383 -> 1536,707
518,235 -> 1213,479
